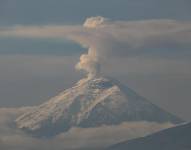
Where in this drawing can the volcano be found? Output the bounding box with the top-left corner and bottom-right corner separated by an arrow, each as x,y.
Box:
16,76 -> 183,136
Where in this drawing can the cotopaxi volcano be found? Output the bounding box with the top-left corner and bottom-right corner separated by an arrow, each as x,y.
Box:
15,76 -> 183,137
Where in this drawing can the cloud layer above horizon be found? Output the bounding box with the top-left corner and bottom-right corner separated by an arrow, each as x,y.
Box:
0,108 -> 174,150
1,16 -> 191,78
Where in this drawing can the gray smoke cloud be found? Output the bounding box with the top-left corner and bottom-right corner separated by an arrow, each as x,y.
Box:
0,16 -> 191,78
75,48 -> 100,79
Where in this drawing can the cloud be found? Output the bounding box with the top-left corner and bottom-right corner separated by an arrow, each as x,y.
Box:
0,17 -> 191,78
2,18 -> 191,52
75,48 -> 100,78
0,108 -> 174,150
83,16 -> 110,28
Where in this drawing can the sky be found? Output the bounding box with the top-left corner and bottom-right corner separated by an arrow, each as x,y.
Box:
0,0 -> 191,123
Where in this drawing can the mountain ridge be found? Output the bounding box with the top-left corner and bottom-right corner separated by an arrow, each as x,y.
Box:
108,122 -> 191,150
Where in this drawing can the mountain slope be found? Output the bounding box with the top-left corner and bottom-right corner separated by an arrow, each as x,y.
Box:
15,76 -> 183,136
109,122 -> 191,150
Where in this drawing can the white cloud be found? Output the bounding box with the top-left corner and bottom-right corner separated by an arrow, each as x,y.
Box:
83,16 -> 110,28
75,48 -> 100,78
0,108 -> 174,150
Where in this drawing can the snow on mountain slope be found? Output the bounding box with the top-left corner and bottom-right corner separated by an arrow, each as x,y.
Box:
15,76 -> 183,136
108,122 -> 191,150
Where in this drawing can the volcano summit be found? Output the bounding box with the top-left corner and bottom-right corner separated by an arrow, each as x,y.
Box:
16,76 -> 182,137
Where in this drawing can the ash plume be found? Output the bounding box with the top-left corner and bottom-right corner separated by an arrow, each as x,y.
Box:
75,48 -> 100,79
0,16 -> 191,78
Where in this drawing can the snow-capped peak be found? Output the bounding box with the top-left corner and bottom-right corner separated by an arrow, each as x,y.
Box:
15,76 -> 183,136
